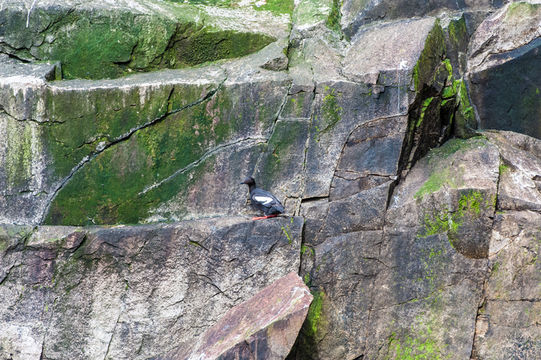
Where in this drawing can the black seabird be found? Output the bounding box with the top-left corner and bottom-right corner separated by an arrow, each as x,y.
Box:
241,177 -> 285,220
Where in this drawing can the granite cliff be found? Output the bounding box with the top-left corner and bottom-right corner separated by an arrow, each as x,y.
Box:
0,0 -> 539,359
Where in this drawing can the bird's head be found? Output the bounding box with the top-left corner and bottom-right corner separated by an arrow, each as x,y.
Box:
241,176 -> 256,186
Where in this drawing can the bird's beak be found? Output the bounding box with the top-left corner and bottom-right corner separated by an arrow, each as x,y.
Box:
240,182 -> 244,185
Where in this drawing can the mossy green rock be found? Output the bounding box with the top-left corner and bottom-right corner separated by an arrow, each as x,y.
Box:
1,0 -> 285,80
44,74 -> 289,225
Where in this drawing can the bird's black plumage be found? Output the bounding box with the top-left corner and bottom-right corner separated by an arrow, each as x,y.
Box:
241,177 -> 284,216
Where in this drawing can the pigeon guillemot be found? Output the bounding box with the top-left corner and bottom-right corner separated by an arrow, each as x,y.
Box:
241,177 -> 285,220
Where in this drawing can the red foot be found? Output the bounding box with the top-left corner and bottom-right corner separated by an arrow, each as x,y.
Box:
252,214 -> 279,220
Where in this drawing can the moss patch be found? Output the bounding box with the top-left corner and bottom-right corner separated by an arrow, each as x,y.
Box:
4,120 -> 34,189
44,96 -> 223,225
506,2 -> 541,20
314,86 -> 342,140
454,80 -> 476,138
414,138 -> 488,200
418,191 -> 491,240
304,289 -> 326,339
416,97 -> 435,127
256,0 -> 295,15
387,321 -> 449,360
26,6 -> 275,80
413,20 -> 446,92
41,83 -> 207,179
447,16 -> 468,51
325,0 -> 342,32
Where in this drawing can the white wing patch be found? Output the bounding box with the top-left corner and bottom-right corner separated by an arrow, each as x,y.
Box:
254,196 -> 273,205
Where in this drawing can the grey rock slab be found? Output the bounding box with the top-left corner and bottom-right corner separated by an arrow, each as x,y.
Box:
468,1 -> 541,73
302,180 -> 391,247
306,230 -> 383,360
172,272 -> 312,360
254,118 -> 312,204
0,55 -> 58,122
340,0 -> 506,39
365,274 -> 484,359
467,1 -> 541,138
474,209 -> 541,359
343,17 -> 438,85
303,81 -> 411,199
387,137 -> 500,259
473,300 -> 541,360
330,115 -> 406,200
147,143 -> 264,222
485,131 -> 541,211
486,210 -> 541,301
0,217 -> 303,360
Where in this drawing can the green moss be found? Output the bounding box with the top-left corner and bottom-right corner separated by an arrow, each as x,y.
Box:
325,0 -> 341,32
281,225 -> 292,244
0,239 -> 7,253
30,6 -> 274,80
506,2 -> 541,19
303,273 -> 311,285
499,163 -> 509,175
305,289 -> 326,339
457,81 -> 474,119
387,325 -> 448,360
43,12 -> 141,79
256,0 -> 295,15
415,171 -> 448,200
419,191 -> 491,240
282,92 -> 309,118
413,20 -> 446,92
5,122 -> 33,189
416,97 -> 434,127
418,209 -> 459,239
42,84 -> 200,178
45,94 -> 220,225
159,28 -> 275,69
258,119 -> 308,184
447,16 -> 468,50
458,190 -> 484,216
317,86 -> 342,134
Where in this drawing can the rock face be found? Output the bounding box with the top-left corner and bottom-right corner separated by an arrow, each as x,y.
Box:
171,272 -> 312,360
467,1 -> 541,139
0,217 -> 303,359
1,0 -> 540,359
340,0 -> 507,39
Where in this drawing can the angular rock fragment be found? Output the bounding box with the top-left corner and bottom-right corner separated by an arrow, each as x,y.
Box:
169,272 -> 312,360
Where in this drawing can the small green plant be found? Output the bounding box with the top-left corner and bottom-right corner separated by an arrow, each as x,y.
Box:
281,225 -> 292,244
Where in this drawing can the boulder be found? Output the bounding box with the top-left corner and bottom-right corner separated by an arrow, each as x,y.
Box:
467,1 -> 541,139
171,272 -> 312,360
